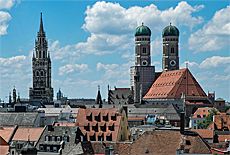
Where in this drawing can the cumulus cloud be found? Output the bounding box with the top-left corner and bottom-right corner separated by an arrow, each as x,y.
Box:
199,56 -> 230,69
83,1 -> 204,35
151,36 -> 162,56
188,6 -> 230,52
212,75 -> 230,81
49,40 -> 80,61
0,11 -> 11,35
0,54 -> 31,74
74,33 -> 132,55
96,62 -> 119,71
97,61 -> 133,80
180,61 -> 199,70
49,33 -> 132,60
59,63 -> 91,75
121,50 -> 134,60
0,0 -> 15,9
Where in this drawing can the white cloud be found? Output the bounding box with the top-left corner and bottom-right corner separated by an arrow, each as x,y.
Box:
199,56 -> 230,69
0,0 -> 15,9
151,36 -> 162,56
121,50 -> 134,60
0,11 -> 11,35
82,1 -> 204,35
59,63 -> 91,75
97,61 -> 133,80
49,40 -> 80,61
74,33 -> 132,55
211,75 -> 230,81
96,62 -> 119,71
180,61 -> 199,69
188,6 -> 230,52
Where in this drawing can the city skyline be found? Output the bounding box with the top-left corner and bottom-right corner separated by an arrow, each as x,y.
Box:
0,0 -> 229,102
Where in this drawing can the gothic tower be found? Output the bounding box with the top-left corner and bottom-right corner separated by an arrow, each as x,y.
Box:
29,13 -> 53,103
130,23 -> 155,103
162,23 -> 179,72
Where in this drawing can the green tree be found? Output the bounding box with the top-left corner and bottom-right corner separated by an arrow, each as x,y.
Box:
225,105 -> 230,112
197,108 -> 220,129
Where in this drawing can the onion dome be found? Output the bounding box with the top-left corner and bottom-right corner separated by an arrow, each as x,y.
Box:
162,23 -> 179,37
134,23 -> 151,36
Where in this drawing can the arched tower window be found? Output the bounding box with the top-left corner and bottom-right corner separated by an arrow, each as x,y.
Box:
143,47 -> 146,53
36,71 -> 39,76
43,51 -> 45,58
41,81 -> 43,87
39,51 -> 41,58
171,47 -> 174,53
41,71 -> 43,76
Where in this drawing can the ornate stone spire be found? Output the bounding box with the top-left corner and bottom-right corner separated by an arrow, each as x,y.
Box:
39,13 -> 44,34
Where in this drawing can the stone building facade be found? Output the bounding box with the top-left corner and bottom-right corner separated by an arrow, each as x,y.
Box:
29,13 -> 53,103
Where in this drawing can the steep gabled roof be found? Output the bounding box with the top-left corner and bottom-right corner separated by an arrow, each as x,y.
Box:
143,68 -> 207,99
75,108 -> 122,141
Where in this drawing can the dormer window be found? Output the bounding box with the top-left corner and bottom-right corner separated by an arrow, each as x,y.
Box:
84,123 -> 90,131
100,124 -> 106,132
111,114 -> 116,121
103,114 -> 108,121
86,113 -> 92,121
92,123 -> 98,132
109,124 -> 114,131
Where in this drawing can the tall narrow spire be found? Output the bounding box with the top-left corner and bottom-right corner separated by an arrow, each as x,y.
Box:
39,13 -> 44,34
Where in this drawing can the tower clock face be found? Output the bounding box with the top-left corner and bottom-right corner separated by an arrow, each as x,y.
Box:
142,60 -> 148,66
170,60 -> 176,66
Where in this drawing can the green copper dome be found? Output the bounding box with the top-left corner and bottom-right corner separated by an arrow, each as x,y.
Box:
162,23 -> 179,37
134,23 -> 151,36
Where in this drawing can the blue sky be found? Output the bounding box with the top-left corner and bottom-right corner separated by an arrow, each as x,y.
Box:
0,0 -> 229,102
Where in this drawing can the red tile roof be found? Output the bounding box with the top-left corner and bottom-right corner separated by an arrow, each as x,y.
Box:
0,127 -> 15,142
207,122 -> 214,129
75,108 -> 122,141
0,136 -> 10,155
120,131 -> 211,154
190,129 -> 213,139
144,68 -> 207,99
91,141 -> 131,154
12,127 -> 44,142
214,115 -> 230,131
191,107 -> 217,119
217,135 -> 230,143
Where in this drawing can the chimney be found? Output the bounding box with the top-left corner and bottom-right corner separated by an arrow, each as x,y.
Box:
180,112 -> 185,134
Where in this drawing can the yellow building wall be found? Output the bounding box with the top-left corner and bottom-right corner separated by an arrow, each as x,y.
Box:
117,109 -> 130,141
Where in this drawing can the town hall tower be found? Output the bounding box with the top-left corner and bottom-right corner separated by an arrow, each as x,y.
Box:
29,13 -> 53,103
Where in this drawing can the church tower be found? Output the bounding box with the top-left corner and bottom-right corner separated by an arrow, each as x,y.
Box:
162,23 -> 179,72
130,23 -> 155,103
29,13 -> 53,103
134,23 -> 151,66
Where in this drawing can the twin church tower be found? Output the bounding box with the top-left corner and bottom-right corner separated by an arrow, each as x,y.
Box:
130,22 -> 180,103
28,14 -> 179,103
